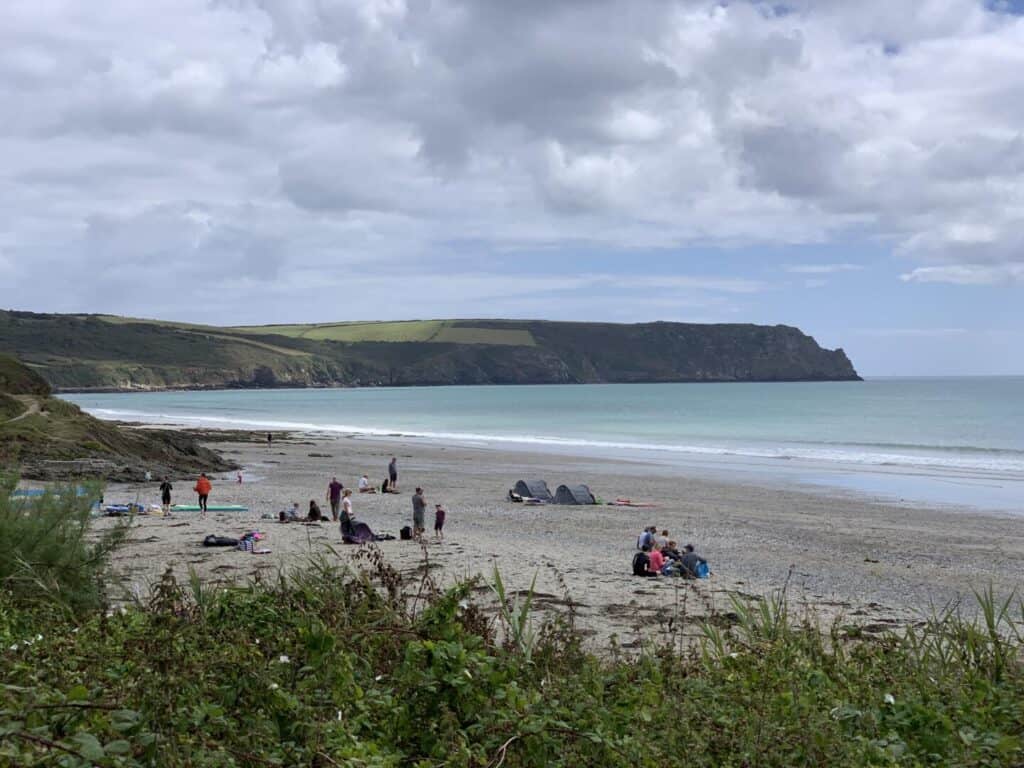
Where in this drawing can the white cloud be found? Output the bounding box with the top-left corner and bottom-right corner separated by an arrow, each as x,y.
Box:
0,0 -> 1023,325
853,327 -> 969,337
900,264 -> 1024,285
785,263 -> 864,274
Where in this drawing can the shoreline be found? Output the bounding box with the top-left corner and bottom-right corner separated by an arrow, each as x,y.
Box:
88,403 -> 1024,514
91,425 -> 1024,650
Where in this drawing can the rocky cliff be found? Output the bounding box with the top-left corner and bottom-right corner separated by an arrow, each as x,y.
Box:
0,311 -> 860,391
0,353 -> 234,480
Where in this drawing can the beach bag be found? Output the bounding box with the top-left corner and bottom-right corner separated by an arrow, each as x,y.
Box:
203,535 -> 238,547
400,525 -> 412,541
696,561 -> 710,579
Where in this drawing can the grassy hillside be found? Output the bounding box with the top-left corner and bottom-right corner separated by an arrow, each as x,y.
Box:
0,310 -> 860,390
0,354 -> 233,481
0,353 -> 51,395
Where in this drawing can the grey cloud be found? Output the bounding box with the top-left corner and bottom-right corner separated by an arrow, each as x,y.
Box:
739,125 -> 846,198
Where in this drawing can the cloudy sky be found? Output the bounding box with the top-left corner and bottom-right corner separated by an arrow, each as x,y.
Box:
2,0 -> 1023,375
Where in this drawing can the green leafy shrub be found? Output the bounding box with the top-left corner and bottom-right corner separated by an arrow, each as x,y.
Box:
0,544 -> 1022,766
0,475 -> 125,613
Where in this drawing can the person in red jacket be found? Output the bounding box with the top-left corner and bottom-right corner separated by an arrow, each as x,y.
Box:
194,473 -> 212,515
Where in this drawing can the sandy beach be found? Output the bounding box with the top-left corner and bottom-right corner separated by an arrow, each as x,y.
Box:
93,430 -> 1024,649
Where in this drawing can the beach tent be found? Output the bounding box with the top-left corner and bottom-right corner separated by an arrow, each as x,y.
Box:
513,479 -> 553,501
554,484 -> 596,505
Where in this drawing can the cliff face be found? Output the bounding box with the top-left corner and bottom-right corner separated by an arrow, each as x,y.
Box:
0,311 -> 860,390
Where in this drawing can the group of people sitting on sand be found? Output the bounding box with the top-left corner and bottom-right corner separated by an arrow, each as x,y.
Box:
350,457 -> 403,495
632,526 -> 709,578
278,499 -> 330,523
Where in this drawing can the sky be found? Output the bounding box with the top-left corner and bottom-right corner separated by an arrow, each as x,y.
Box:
1,1 -> 1023,376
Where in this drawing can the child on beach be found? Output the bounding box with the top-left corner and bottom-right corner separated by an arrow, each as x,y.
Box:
433,503 -> 446,540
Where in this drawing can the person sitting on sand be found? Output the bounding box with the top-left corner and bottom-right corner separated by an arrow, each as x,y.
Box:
680,544 -> 709,579
632,545 -> 658,577
340,489 -> 355,538
637,526 -> 656,550
308,499 -> 323,522
648,541 -> 666,574
358,474 -> 377,493
655,529 -> 670,548
279,502 -> 302,523
662,540 -> 682,563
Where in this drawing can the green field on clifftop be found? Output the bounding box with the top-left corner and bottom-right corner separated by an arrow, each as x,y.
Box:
229,319 -> 537,346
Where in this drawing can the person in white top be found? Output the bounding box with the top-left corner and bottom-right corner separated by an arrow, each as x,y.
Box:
358,474 -> 377,493
340,489 -> 355,537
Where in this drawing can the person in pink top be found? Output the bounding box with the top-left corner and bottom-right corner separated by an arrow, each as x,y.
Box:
648,543 -> 666,574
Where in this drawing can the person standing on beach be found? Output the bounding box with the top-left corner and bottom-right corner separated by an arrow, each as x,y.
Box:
267,432 -> 272,447
327,476 -> 343,521
412,487 -> 426,540
194,473 -> 212,515
388,457 -> 398,491
159,476 -> 173,514
433,503 -> 446,540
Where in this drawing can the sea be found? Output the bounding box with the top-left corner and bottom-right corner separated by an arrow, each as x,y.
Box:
62,378 -> 1024,513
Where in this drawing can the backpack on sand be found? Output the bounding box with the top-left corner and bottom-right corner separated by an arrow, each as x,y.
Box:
400,525 -> 412,541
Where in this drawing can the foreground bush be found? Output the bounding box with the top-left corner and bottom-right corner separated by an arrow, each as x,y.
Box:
1,549 -> 1023,767
0,476 -> 125,614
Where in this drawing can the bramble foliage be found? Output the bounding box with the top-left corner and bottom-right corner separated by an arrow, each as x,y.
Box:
2,542 -> 1023,767
0,475 -> 126,614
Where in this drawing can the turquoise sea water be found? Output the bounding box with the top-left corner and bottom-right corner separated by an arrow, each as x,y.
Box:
63,378 -> 1024,512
